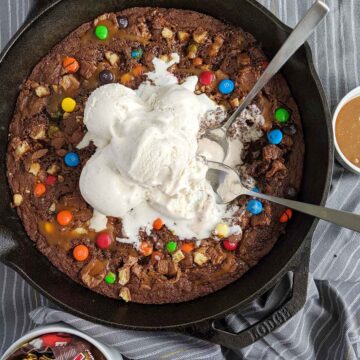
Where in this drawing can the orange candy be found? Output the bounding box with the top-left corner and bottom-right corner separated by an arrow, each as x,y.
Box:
152,218 -> 164,231
73,244 -> 89,261
63,56 -> 80,73
120,73 -> 134,85
132,64 -> 143,76
181,242 -> 195,253
193,57 -> 203,66
279,208 -> 293,223
34,183 -> 46,197
57,210 -> 73,226
140,241 -> 153,256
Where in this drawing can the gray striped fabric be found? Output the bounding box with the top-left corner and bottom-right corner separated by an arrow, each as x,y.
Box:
1,0 -> 360,359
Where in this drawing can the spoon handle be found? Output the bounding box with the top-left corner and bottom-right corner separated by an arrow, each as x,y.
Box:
222,0 -> 329,132
245,190 -> 360,233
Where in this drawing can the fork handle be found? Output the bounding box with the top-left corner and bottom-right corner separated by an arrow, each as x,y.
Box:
245,190 -> 360,233
222,1 -> 329,131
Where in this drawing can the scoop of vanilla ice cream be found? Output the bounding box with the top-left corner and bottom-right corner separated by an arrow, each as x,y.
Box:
79,146 -> 145,217
79,54 -> 227,243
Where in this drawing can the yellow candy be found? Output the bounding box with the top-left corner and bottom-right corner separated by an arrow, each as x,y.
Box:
214,223 -> 230,238
61,97 -> 76,113
44,221 -> 54,234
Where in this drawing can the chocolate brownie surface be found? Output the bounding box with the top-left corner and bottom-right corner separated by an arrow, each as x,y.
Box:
6,7 -> 304,304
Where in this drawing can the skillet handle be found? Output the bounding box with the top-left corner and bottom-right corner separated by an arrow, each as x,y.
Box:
186,248 -> 309,350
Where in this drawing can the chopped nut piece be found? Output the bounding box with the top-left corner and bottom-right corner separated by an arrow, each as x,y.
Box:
30,126 -> 46,140
159,54 -> 170,62
35,85 -> 50,98
29,163 -> 40,176
73,227 -> 88,235
230,98 -> 240,108
52,84 -> 60,93
59,74 -> 80,91
157,259 -> 169,275
194,251 -> 209,266
177,31 -> 190,42
119,287 -> 131,302
172,250 -> 185,263
46,164 -> 60,175
15,141 -> 30,159
193,28 -> 208,43
13,194 -> 23,207
118,266 -> 130,286
105,51 -> 120,66
125,255 -> 138,267
49,203 -> 56,213
31,149 -> 48,160
161,27 -> 173,39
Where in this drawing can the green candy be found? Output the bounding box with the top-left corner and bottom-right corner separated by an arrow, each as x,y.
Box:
166,241 -> 177,253
95,25 -> 109,41
104,272 -> 116,284
274,107 -> 290,123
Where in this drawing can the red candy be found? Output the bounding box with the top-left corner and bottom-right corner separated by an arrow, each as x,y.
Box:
199,70 -> 215,85
279,208 -> 293,223
45,175 -> 57,186
96,232 -> 112,249
223,239 -> 238,251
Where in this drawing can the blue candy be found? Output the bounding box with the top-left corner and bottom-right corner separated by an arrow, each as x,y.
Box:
64,152 -> 80,167
218,79 -> 235,95
131,48 -> 143,59
267,129 -> 283,145
252,186 -> 260,193
247,199 -> 263,215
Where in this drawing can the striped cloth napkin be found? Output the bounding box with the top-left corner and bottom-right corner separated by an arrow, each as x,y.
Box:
1,1 -> 360,359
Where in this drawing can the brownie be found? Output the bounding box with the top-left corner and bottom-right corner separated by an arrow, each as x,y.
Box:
6,7 -> 304,304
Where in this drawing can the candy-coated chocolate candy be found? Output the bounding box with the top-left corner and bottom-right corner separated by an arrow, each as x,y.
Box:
117,16 -> 128,28
64,152 -> 80,167
223,239 -> 238,251
105,272 -> 116,284
181,242 -> 195,253
275,107 -> 290,123
61,97 -> 76,113
131,48 -> 143,60
57,210 -> 73,226
279,208 -> 293,223
95,25 -> 109,40
151,251 -> 164,263
247,199 -> 263,215
34,183 -> 46,197
96,232 -> 112,249
99,70 -> 114,84
252,186 -> 260,193
63,56 -> 79,73
73,244 -> 89,261
193,57 -> 203,66
267,129 -> 283,145
140,241 -> 153,256
153,218 -> 164,230
218,79 -> 235,95
132,64 -> 143,76
166,241 -> 177,253
283,123 -> 297,135
199,70 -> 215,85
45,175 -> 57,186
214,223 -> 230,238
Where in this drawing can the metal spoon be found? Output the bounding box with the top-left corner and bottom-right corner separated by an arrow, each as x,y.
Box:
206,161 -> 360,233
205,1 -> 329,160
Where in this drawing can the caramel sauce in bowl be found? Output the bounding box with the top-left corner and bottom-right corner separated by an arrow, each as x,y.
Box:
333,86 -> 360,175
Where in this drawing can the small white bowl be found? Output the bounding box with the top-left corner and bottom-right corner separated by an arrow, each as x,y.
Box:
1,324 -> 122,360
332,86 -> 360,175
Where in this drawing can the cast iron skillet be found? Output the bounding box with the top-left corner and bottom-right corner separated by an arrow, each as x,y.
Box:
0,0 -> 333,350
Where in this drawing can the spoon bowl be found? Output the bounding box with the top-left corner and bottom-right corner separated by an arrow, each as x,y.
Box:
206,161 -> 360,233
